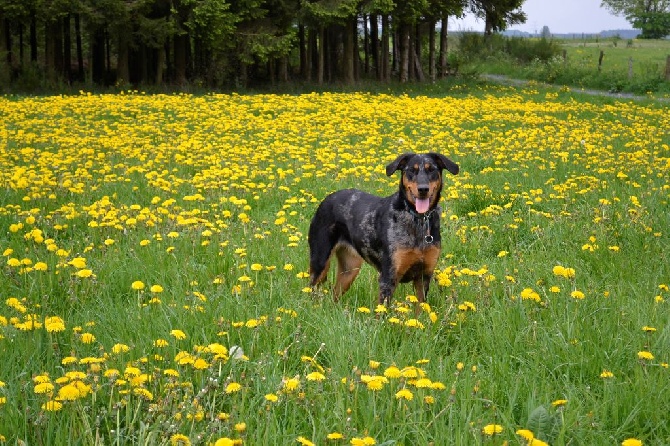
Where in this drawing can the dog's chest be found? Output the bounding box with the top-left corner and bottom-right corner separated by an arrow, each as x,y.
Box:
387,212 -> 441,281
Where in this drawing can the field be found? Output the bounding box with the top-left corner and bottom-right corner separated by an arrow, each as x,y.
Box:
475,37 -> 670,95
561,38 -> 670,79
1,84 -> 669,445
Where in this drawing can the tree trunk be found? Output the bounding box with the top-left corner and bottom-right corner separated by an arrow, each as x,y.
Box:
399,22 -> 410,83
63,15 -> 72,82
414,24 -> 424,82
381,15 -> 390,82
0,14 -> 9,85
278,55 -> 288,82
343,18 -> 355,84
91,28 -> 106,84
428,19 -> 436,82
44,20 -> 57,81
438,14 -> 448,78
370,14 -> 380,80
117,33 -> 129,84
155,46 -> 164,85
75,14 -> 84,81
363,14 -> 369,75
317,25 -> 325,85
173,33 -> 187,85
30,11 -> 37,62
19,23 -> 24,65
299,24 -> 307,80
307,28 -> 316,82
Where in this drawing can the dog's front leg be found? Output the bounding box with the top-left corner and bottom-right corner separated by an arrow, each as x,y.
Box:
413,274 -> 432,303
378,267 -> 397,306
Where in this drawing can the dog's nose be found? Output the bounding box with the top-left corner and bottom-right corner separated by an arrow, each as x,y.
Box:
417,185 -> 429,196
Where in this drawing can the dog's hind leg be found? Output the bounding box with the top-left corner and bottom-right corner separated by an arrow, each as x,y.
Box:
308,223 -> 335,288
333,244 -> 363,300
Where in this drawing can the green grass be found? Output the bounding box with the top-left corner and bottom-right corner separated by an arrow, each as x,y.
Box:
0,83 -> 669,445
470,37 -> 670,95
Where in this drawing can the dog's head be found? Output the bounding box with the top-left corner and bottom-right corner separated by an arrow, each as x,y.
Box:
386,152 -> 459,214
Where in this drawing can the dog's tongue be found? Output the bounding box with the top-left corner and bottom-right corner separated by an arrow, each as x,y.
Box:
415,198 -> 430,214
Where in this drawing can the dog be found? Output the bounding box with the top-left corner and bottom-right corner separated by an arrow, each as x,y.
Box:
308,152 -> 459,305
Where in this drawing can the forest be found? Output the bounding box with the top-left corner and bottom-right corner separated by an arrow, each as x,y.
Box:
0,0 -> 526,89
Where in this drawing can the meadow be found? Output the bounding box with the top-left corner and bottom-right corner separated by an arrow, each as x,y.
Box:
0,83 -> 669,445
474,37 -> 670,95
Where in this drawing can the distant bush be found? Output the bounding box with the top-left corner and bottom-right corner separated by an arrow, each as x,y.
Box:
458,33 -> 562,64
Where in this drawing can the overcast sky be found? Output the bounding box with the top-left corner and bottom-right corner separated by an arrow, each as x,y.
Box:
450,0 -> 633,34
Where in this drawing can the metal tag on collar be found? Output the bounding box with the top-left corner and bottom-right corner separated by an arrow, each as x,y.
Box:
422,215 -> 433,244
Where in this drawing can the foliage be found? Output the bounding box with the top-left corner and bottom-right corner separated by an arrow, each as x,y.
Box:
601,0 -> 670,38
0,85 -> 669,445
469,0 -> 526,34
476,37 -> 670,95
458,32 -> 561,63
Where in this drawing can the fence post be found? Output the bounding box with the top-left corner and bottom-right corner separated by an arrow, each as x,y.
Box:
598,50 -> 604,72
666,55 -> 670,81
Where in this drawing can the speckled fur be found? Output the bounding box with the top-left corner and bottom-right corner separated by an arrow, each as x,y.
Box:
308,152 -> 459,305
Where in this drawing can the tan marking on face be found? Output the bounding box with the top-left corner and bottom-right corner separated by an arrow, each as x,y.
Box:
428,178 -> 442,206
402,173 -> 417,206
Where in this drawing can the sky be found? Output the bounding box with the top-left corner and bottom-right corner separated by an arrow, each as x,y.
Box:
450,0 -> 633,34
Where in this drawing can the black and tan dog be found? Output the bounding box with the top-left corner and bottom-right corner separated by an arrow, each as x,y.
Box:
308,152 -> 459,305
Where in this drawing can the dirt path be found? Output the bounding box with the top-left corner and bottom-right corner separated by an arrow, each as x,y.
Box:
482,74 -> 668,102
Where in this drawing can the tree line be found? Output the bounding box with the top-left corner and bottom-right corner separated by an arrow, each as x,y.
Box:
0,0 -> 526,90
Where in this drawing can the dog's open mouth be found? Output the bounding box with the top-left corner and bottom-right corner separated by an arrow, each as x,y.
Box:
414,196 -> 431,214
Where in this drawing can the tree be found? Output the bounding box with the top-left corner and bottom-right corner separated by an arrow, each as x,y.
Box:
540,25 -> 551,38
469,0 -> 527,35
601,0 -> 670,38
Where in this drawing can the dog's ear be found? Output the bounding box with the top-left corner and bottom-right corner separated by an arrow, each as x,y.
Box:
429,152 -> 459,175
386,153 -> 415,176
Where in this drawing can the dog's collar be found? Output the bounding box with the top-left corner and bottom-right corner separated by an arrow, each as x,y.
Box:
409,206 -> 438,244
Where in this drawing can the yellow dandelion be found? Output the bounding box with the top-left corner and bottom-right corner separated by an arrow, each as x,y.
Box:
170,329 -> 187,340
80,332 -> 96,344
131,281 -> 145,290
350,436 -> 376,445
296,437 -> 315,446
74,269 -> 94,278
225,382 -> 242,393
637,351 -> 654,360
395,388 -> 413,400
571,290 -> 585,299
112,343 -> 130,354
150,284 -> 164,293
384,366 -> 401,378
482,424 -> 503,435
44,316 -> 66,333
170,434 -> 191,446
306,372 -> 326,381
284,377 -> 300,392
600,370 -> 615,378
34,382 -> 55,394
58,384 -> 81,401
42,400 -> 63,411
